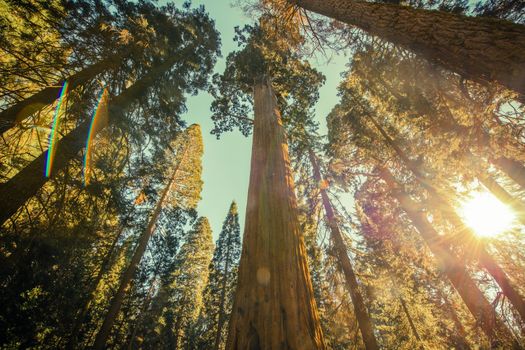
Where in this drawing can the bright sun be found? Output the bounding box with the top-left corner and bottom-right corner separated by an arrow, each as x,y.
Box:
459,191 -> 516,237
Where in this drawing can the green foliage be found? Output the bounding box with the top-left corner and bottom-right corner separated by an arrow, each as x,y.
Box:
194,201 -> 242,350
209,23 -> 324,138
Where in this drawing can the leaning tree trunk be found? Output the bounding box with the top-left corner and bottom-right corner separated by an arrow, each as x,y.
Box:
379,169 -> 516,346
292,0 -> 525,97
308,149 -> 379,350
398,297 -> 423,346
0,57 -> 179,227
490,157 -> 525,190
362,112 -> 525,324
0,55 -> 121,135
67,224 -> 127,349
225,77 -> 325,349
92,139 -> 189,350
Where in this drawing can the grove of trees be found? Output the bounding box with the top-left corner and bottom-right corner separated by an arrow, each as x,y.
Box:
0,0 -> 524,349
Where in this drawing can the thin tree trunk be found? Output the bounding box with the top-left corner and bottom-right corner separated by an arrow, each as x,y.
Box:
437,289 -> 471,350
362,112 -> 525,324
92,143 -> 189,350
379,168 -> 516,346
398,297 -> 424,345
0,56 -> 119,135
0,57 -> 179,226
214,233 -> 232,350
293,0 -> 525,96
66,224 -> 126,349
308,149 -> 379,350
491,157 -> 525,190
225,77 -> 325,349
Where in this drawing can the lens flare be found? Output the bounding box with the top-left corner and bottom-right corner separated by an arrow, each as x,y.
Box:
83,88 -> 109,185
45,81 -> 69,177
459,191 -> 516,237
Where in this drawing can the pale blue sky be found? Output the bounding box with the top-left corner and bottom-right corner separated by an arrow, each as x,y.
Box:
181,1 -> 349,238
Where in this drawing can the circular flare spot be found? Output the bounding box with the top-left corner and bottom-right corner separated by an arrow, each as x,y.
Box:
256,267 -> 270,285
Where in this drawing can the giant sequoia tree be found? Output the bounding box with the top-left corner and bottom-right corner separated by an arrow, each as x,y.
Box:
210,24 -> 326,348
286,0 -> 525,97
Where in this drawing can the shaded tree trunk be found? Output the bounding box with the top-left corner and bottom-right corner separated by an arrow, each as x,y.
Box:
0,56 -> 119,135
225,77 -> 325,349
293,0 -> 525,96
0,57 -> 179,226
308,149 -> 379,350
362,111 -> 525,324
379,168 -> 516,346
67,224 -> 126,349
398,297 -> 423,346
92,142 -> 189,350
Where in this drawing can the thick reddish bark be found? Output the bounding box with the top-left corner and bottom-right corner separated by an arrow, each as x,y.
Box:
0,58 -> 179,226
309,149 -> 379,350
225,78 -> 325,349
293,0 -> 525,96
380,169 -> 516,346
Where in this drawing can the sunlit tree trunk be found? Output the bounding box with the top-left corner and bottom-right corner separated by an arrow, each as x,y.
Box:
292,0 -> 525,96
363,112 -> 525,324
490,157 -> 525,190
226,77 -> 325,349
0,58 -> 178,227
379,168 -> 516,346
0,56 -> 119,135
92,141 -> 189,350
308,149 -> 379,350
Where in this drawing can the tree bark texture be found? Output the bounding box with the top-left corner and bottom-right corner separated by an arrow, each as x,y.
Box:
92,136 -> 189,349
293,0 -> 525,96
225,78 -> 325,350
380,169 -> 516,346
308,149 -> 379,350
0,58 -> 178,227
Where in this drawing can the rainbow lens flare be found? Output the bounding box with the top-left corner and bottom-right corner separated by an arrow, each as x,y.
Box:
45,81 -> 69,177
83,88 -> 109,185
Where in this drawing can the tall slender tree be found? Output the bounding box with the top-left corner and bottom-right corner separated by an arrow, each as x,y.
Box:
92,124 -> 204,349
197,201 -> 242,350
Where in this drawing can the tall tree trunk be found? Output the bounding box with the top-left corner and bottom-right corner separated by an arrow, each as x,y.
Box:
225,77 -> 325,349
293,0 -> 525,96
362,112 -> 525,323
490,157 -> 525,190
214,233 -> 232,350
92,143 -> 189,350
66,224 -> 126,349
0,56 -> 120,135
437,289 -> 471,350
379,168 -> 516,346
398,297 -> 423,346
308,149 -> 379,350
0,57 -> 179,226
